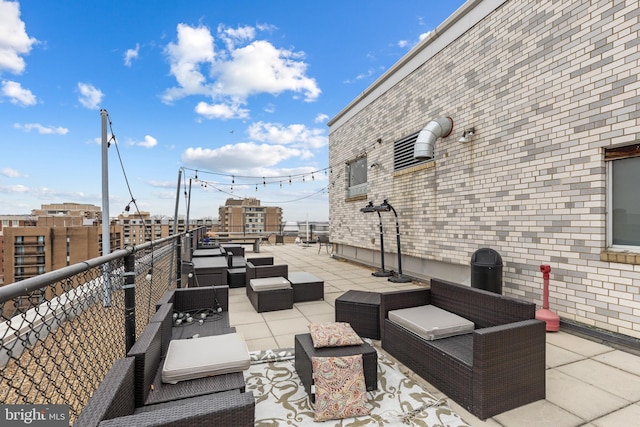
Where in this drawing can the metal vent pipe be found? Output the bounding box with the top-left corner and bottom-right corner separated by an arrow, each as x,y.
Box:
413,116 -> 454,160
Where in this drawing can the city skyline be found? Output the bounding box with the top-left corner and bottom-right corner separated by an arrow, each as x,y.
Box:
0,0 -> 465,221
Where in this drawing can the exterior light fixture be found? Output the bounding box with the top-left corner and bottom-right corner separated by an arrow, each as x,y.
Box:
458,127 -> 475,143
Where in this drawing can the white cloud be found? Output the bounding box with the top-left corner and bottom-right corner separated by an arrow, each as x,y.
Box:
124,43 -> 140,66
77,82 -> 103,109
14,122 -> 69,134
162,24 -> 215,102
181,142 -> 301,171
162,23 -> 321,117
148,180 -> 176,189
217,24 -> 255,50
132,135 -> 157,148
314,113 -> 329,123
216,40 -> 320,101
194,101 -> 249,120
247,121 -> 327,149
1,80 -> 36,105
2,167 -> 24,178
397,40 -> 409,48
0,183 -> 29,193
419,31 -> 432,42
0,0 -> 37,74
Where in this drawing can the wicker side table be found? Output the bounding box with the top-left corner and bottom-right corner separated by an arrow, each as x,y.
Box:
335,290 -> 381,339
294,333 -> 377,403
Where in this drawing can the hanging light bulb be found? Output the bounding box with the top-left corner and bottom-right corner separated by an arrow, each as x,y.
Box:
145,268 -> 153,281
302,176 -> 305,182
263,177 -> 266,186
289,176 -> 292,185
255,184 -> 258,191
232,176 -> 235,184
312,172 -> 315,180
280,181 -> 282,188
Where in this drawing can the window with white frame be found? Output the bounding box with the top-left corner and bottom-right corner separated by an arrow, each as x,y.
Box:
606,145 -> 640,248
347,157 -> 367,198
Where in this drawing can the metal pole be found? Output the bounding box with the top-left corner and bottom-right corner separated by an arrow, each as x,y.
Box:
172,169 -> 182,236
176,236 -> 183,289
100,109 -> 112,306
168,169 -> 182,288
372,211 -> 393,277
185,178 -> 192,233
387,203 -> 411,283
123,251 -> 136,352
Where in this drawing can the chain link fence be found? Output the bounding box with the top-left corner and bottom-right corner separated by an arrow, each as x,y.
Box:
0,233 -> 189,425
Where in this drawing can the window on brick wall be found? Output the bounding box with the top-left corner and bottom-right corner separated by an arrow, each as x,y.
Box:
606,144 -> 640,248
346,157 -> 367,198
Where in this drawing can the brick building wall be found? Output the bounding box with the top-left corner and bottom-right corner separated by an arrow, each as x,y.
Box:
328,0 -> 640,338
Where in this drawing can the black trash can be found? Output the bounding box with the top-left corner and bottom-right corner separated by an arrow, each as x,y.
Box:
470,248 -> 503,294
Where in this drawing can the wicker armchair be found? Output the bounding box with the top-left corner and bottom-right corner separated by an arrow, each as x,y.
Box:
380,279 -> 546,419
245,259 -> 288,290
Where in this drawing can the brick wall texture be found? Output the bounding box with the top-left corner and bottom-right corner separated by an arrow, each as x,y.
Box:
328,0 -> 640,338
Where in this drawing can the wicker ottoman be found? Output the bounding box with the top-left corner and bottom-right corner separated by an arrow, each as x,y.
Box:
227,268 -> 246,288
335,290 -> 382,339
247,277 -> 293,313
288,272 -> 324,302
294,333 -> 377,403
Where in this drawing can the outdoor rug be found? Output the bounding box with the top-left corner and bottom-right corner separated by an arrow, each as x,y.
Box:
245,347 -> 470,426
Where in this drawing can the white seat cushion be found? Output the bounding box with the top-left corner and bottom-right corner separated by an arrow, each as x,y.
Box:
250,277 -> 292,291
162,333 -> 250,384
388,305 -> 474,340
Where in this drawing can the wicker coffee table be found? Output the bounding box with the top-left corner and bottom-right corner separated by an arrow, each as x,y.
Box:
294,333 -> 377,403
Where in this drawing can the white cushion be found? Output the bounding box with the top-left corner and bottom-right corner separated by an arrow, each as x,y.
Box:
388,305 -> 474,340
250,277 -> 291,291
162,333 -> 250,384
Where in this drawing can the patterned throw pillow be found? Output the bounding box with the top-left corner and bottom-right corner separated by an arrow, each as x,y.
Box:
312,354 -> 370,421
309,322 -> 363,348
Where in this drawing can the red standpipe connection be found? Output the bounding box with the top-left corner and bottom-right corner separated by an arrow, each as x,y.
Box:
535,264 -> 560,332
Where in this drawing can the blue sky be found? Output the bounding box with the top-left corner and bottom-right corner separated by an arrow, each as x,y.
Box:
1,0 -> 465,221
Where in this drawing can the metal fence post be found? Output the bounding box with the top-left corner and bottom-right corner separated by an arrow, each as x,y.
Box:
123,251 -> 137,352
176,236 -> 183,288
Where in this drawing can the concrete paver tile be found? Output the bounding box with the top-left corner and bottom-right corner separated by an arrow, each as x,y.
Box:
557,359 -> 640,401
591,402 -> 640,427
546,369 -> 629,420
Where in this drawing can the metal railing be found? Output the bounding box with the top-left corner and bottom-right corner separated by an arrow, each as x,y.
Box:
0,232 -> 190,425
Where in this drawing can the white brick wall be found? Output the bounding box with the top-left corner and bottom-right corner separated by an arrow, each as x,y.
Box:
329,0 -> 640,338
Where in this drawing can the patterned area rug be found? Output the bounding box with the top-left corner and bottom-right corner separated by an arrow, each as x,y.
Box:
245,348 -> 470,426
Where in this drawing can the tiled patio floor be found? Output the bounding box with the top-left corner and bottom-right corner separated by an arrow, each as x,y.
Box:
228,243 -> 640,427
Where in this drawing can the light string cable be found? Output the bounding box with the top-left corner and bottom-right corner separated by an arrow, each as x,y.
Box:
185,168 -> 343,205
105,111 -> 155,313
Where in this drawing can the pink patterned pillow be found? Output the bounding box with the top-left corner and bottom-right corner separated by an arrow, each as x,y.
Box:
309,322 -> 363,348
312,354 -> 370,421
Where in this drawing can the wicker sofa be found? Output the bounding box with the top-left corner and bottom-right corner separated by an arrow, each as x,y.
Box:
74,357 -> 254,427
76,286 -> 254,426
380,279 -> 546,419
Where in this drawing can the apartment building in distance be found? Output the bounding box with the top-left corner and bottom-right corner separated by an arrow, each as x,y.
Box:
1,202 -> 213,285
218,198 -> 282,234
